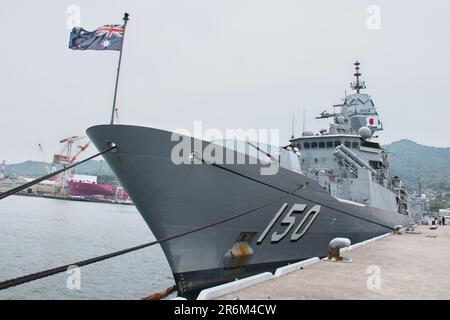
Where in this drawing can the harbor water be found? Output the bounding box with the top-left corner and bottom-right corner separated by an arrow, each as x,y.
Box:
0,195 -> 173,300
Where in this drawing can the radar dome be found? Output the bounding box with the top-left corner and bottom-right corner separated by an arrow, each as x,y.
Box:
336,115 -> 345,124
358,126 -> 372,140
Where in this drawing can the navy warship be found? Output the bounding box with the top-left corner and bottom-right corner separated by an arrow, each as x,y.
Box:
87,62 -> 413,297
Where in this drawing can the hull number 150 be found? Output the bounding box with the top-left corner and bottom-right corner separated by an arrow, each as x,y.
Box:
257,203 -> 321,244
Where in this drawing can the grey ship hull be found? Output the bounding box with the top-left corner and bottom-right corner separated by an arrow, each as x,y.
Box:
87,124 -> 411,298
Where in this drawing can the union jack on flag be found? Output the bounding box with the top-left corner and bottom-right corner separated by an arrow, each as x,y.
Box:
69,24 -> 125,51
95,25 -> 124,38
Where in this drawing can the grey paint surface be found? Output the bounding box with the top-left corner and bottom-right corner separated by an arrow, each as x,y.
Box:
87,124 -> 411,296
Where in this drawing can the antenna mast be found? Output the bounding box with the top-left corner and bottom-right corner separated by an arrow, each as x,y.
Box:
302,109 -> 306,135
350,61 -> 366,94
291,113 -> 295,139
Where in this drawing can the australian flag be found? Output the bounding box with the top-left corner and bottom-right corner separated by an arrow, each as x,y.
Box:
69,24 -> 124,51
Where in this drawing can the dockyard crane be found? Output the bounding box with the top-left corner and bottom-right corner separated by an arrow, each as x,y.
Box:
51,135 -> 91,195
53,136 -> 87,165
69,142 -> 91,164
38,143 -> 56,175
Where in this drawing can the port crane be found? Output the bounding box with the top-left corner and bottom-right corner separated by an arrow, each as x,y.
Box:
52,136 -> 91,194
53,136 -> 90,165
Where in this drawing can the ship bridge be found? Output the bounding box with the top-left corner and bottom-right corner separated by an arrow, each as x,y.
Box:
287,62 -> 408,213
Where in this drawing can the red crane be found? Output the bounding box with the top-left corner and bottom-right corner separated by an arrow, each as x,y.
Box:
53,136 -> 89,165
69,142 -> 91,164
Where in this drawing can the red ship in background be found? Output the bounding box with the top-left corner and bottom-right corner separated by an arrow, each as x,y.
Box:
52,136 -> 129,200
66,175 -> 129,199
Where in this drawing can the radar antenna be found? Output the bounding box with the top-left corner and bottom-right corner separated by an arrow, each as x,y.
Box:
291,113 -> 295,139
350,61 -> 366,93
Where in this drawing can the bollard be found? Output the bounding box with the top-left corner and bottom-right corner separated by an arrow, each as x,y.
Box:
325,238 -> 351,262
393,225 -> 403,234
406,222 -> 419,234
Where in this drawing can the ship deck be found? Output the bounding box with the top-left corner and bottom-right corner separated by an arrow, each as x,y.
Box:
213,224 -> 450,300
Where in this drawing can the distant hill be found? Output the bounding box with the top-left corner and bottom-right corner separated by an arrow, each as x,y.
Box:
384,139 -> 450,193
4,159 -> 113,178
3,140 -> 450,193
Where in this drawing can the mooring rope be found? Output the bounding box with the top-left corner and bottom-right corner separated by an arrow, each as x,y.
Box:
0,149 -> 395,292
0,184 -> 302,291
210,162 -> 396,231
142,285 -> 177,300
0,145 -> 117,201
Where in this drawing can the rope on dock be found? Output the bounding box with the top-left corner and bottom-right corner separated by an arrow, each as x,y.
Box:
0,145 -> 117,201
142,285 -> 177,300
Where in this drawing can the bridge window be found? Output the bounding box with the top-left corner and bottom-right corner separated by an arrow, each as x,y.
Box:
326,141 -> 333,148
334,141 -> 341,147
319,141 -> 325,148
304,142 -> 310,149
352,142 -> 360,149
311,142 -> 318,149
344,141 -> 351,148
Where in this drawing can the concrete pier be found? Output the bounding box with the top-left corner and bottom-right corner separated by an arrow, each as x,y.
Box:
216,225 -> 450,300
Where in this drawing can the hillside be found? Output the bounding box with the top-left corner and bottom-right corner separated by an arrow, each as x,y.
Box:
384,139 -> 450,192
3,140 -> 450,193
4,159 -> 113,178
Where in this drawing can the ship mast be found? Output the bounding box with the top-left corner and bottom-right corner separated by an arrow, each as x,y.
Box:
351,61 -> 366,93
110,13 -> 130,125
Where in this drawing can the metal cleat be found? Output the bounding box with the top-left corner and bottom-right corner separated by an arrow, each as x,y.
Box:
324,238 -> 352,262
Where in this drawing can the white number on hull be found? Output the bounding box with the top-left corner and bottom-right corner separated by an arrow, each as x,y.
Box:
290,205 -> 321,241
257,203 -> 321,244
271,204 -> 307,242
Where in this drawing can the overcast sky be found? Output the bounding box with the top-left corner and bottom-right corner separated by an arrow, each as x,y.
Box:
1,0 -> 449,163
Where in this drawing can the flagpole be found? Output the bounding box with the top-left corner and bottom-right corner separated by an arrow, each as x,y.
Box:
110,12 -> 129,125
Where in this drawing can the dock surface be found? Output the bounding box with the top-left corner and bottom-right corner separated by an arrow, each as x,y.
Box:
217,225 -> 450,300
